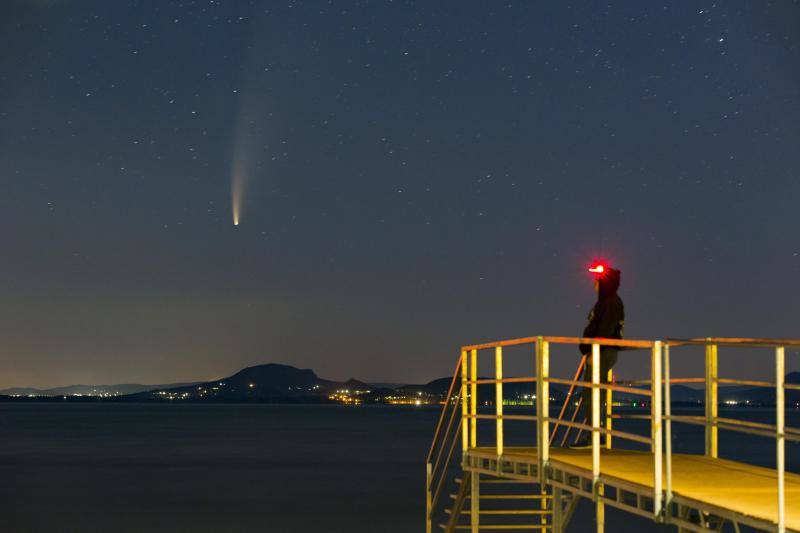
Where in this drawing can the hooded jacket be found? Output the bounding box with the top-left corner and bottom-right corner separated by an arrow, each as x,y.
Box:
579,267 -> 625,355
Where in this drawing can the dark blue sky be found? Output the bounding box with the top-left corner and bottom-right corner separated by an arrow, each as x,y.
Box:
1,0 -> 798,388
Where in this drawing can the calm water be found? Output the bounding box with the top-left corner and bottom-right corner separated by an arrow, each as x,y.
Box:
0,404 -> 796,532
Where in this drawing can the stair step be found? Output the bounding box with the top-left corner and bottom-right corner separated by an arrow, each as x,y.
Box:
448,526 -> 550,531
465,494 -> 551,500
459,510 -> 551,515
481,479 -> 539,484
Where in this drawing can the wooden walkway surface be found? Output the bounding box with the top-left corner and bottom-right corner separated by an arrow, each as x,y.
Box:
470,447 -> 800,531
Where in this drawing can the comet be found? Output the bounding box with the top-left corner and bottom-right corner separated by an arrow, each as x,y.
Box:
229,17 -> 273,227
231,170 -> 243,226
230,120 -> 256,227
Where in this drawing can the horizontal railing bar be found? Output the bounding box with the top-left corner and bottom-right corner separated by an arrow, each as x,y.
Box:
621,378 -> 705,385
461,336 -> 655,351
542,417 -> 653,444
467,377 -> 538,385
466,414 -> 538,421
668,337 -> 800,347
716,378 -> 774,387
542,336 -> 655,348
497,376 -> 538,383
461,336 -> 540,351
668,415 -> 800,435
784,383 -> 800,391
545,377 -> 652,396
668,415 -> 800,442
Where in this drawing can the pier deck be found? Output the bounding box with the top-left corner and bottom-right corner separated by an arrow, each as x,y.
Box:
468,447 -> 800,531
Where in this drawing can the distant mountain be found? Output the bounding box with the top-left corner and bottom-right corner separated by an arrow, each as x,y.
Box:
127,363 -> 335,402
0,382 -> 200,397
396,377 -> 452,396
340,378 -> 373,392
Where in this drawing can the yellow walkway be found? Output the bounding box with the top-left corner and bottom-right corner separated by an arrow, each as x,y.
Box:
470,447 -> 800,531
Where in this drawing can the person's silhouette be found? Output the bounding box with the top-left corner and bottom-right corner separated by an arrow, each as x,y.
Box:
571,261 -> 624,449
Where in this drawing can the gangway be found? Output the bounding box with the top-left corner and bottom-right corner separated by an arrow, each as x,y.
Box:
426,336 -> 800,532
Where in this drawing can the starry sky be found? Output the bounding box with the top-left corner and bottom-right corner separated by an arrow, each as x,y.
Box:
1,0 -> 799,389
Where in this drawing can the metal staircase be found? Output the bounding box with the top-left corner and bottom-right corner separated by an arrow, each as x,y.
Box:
444,474 -> 554,531
426,345 -> 616,533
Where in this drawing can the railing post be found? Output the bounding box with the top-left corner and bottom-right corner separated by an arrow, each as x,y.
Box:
495,346 -> 504,461
425,462 -> 432,533
664,343 -> 673,517
553,486 -> 563,533
652,340 -> 663,520
776,346 -> 785,533
471,472 -> 480,533
591,343 -> 602,533
470,349 -> 478,449
536,337 -> 550,485
605,368 -> 613,449
704,341 -> 718,458
461,350 -> 469,457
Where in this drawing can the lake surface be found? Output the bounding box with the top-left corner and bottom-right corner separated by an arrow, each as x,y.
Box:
0,404 -> 796,532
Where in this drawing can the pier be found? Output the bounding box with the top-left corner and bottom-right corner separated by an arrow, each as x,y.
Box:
426,336 -> 799,532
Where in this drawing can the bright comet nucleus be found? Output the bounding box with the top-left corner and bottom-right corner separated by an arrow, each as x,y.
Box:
231,169 -> 244,226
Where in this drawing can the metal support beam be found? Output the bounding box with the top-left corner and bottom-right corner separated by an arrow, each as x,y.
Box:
664,343 -> 673,512
652,340 -> 663,520
596,483 -> 605,533
776,346 -> 785,533
704,342 -> 718,458
541,486 -> 549,529
552,486 -> 562,533
605,368 -> 613,449
591,343 -> 601,484
426,462 -> 432,533
496,346 -> 503,459
471,471 -> 480,533
470,349 -> 478,448
461,350 -> 469,455
591,343 -> 603,533
536,338 -> 550,485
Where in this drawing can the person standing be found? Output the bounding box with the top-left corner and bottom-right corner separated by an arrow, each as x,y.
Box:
571,262 -> 624,448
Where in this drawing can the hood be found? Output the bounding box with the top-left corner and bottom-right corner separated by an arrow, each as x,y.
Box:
598,267 -> 621,299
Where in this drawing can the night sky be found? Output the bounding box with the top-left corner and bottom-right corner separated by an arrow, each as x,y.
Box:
1,0 -> 799,389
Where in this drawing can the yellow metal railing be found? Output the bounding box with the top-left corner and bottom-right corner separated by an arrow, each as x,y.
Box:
459,336 -> 662,528
662,338 -> 800,533
429,334 -> 799,532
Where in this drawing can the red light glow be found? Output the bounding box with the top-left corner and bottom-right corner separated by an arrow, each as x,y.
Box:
588,260 -> 610,276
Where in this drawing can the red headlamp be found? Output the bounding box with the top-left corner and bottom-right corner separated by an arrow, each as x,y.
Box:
588,261 -> 608,277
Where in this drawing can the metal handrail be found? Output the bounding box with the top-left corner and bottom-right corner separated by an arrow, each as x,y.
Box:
546,377 -> 652,397
550,354 -> 586,446
430,385 -> 463,481
462,336 -> 655,351
427,356 -> 463,463
663,338 -> 797,533
426,354 -> 466,533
